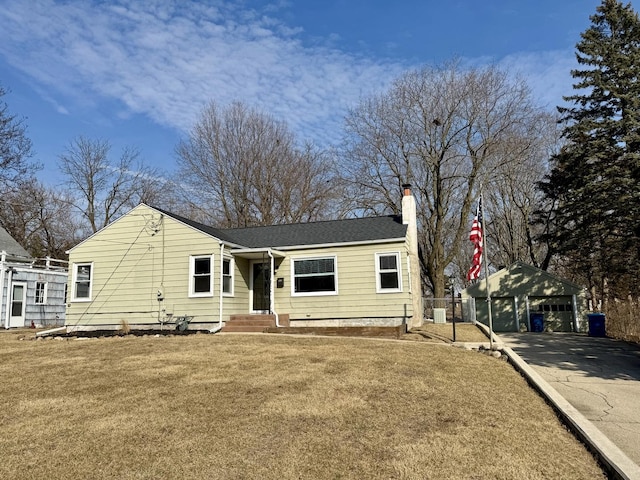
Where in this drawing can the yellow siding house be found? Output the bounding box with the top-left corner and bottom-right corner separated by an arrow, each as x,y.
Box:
65,187 -> 423,333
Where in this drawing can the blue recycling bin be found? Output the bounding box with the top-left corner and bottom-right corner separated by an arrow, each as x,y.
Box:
587,313 -> 606,337
530,313 -> 544,332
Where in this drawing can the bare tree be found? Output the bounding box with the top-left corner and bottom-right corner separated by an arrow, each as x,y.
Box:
176,101 -> 338,227
58,136 -> 165,233
482,112 -> 561,271
0,180 -> 82,258
0,85 -> 38,193
342,62 -> 549,299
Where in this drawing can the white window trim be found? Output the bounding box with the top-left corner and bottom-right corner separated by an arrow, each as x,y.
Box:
72,262 -> 93,302
35,281 -> 48,305
189,254 -> 214,298
375,252 -> 403,293
291,255 -> 338,297
222,257 -> 234,297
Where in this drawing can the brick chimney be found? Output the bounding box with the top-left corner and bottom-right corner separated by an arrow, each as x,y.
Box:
401,184 -> 423,328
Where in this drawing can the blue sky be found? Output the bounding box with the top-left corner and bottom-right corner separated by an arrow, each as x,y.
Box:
0,0 -> 606,185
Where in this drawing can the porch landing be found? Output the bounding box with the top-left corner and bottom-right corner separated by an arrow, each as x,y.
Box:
222,314 -> 289,333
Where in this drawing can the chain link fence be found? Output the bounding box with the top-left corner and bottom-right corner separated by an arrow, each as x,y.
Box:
422,297 -> 475,323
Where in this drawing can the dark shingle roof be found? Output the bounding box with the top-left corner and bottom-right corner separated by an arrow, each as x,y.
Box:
0,225 -> 30,258
151,208 -> 241,245
222,216 -> 407,248
154,207 -> 407,249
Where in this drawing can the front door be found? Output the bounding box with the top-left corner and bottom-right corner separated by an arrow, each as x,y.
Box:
251,262 -> 270,313
9,282 -> 27,328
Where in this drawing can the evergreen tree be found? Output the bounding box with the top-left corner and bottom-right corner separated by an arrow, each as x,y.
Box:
540,0 -> 640,301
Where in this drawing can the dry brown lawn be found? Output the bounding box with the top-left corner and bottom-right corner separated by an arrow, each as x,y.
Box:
408,322 -> 489,343
0,329 -> 604,479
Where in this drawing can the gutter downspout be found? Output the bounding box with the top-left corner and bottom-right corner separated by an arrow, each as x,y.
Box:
267,249 -> 280,327
210,242 -> 224,334
0,251 -> 6,329
4,265 -> 13,329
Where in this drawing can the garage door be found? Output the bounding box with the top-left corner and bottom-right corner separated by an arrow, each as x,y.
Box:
475,297 -> 517,332
529,296 -> 574,332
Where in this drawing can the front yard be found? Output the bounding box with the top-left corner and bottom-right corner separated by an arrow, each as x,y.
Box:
0,330 -> 604,479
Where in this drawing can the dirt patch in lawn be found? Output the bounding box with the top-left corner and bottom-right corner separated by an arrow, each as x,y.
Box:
0,332 -> 604,479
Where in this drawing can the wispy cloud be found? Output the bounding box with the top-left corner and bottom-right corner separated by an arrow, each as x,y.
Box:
0,0 -> 405,145
498,50 -> 578,110
0,0 -> 577,146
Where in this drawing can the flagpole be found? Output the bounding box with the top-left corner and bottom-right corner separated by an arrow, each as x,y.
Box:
481,194 -> 494,350
467,194 -> 494,349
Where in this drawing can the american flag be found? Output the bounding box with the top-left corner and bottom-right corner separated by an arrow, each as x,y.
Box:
467,200 -> 483,281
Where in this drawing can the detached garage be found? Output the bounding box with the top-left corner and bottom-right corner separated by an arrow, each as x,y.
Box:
461,262 -> 588,333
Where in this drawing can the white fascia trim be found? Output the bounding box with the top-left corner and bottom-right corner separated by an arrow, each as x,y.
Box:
67,204 -> 246,254
67,204 -> 151,253
276,237 -> 407,251
154,207 -> 245,249
230,247 -> 287,258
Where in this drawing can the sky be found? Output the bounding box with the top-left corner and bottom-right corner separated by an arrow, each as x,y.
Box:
0,0 -> 608,186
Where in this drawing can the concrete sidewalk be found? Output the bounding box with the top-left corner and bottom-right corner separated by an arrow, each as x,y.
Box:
500,332 -> 640,479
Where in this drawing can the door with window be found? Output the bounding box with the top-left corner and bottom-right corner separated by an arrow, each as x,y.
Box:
9,282 -> 27,327
251,262 -> 270,313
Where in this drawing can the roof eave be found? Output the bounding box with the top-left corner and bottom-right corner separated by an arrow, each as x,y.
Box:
230,248 -> 287,260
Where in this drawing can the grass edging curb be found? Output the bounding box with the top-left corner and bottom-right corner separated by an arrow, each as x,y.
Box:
502,345 -> 640,480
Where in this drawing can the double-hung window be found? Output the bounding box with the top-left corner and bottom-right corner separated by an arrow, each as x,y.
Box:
292,256 -> 337,296
190,255 -> 213,297
72,263 -> 93,301
35,281 -> 47,304
222,258 -> 234,295
375,252 -> 402,293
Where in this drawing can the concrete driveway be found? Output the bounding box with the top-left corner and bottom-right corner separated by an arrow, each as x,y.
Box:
500,332 -> 640,469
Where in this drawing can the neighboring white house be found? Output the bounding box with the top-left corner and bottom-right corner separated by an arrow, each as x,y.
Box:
0,226 -> 68,328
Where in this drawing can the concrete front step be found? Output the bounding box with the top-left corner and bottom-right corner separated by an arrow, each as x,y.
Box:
227,319 -> 275,327
222,314 -> 289,333
223,324 -> 271,333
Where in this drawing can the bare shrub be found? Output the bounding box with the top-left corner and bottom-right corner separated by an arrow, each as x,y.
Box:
604,299 -> 640,343
118,319 -> 131,336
